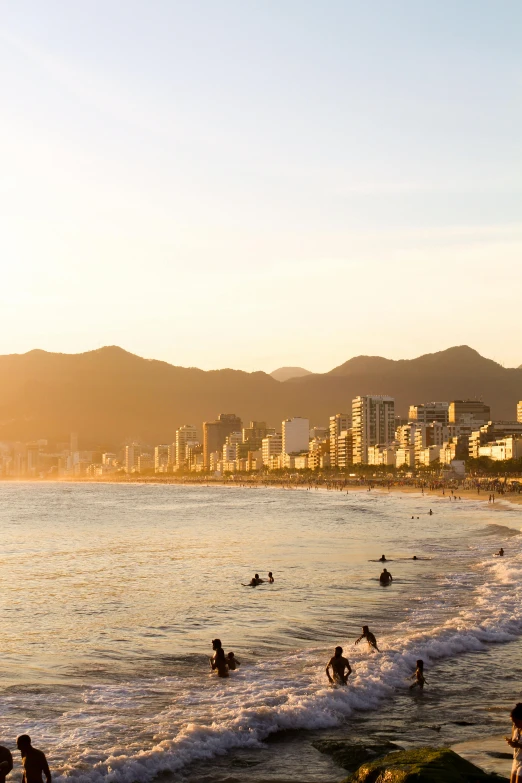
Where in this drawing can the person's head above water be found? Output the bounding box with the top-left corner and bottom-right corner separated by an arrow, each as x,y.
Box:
212,639 -> 222,650
362,625 -> 369,633
268,572 -> 273,577
227,651 -> 235,659
416,659 -> 424,670
334,646 -> 343,656
412,555 -> 417,560
255,573 -> 260,579
16,735 -> 31,751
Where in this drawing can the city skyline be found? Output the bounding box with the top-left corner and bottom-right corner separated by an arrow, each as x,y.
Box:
2,1 -> 522,372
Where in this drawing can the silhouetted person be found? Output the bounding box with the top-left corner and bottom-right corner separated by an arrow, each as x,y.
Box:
268,572 -> 274,583
326,646 -> 352,685
227,651 -> 240,670
0,744 -> 13,783
412,555 -> 418,560
355,625 -> 380,652
379,554 -> 387,562
379,568 -> 393,585
410,659 -> 427,690
254,573 -> 264,584
429,509 -> 433,515
210,639 -> 229,677
16,736 -> 51,783
497,548 -> 505,557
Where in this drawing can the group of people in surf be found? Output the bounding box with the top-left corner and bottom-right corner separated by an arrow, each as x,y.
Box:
209,639 -> 241,677
243,571 -> 274,587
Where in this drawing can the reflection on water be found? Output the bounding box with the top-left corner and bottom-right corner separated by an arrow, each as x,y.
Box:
0,483 -> 520,782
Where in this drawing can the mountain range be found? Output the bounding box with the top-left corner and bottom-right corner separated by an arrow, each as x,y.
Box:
0,345 -> 520,449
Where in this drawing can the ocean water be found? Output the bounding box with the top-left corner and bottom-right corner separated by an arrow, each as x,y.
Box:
0,482 -> 521,783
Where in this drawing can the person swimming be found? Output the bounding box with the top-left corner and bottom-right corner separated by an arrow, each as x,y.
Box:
496,548 -> 505,557
429,509 -> 433,515
355,625 -> 380,652
412,555 -> 418,560
254,573 -> 264,584
268,572 -> 274,583
410,659 -> 427,689
210,639 -> 229,677
379,554 -> 387,562
379,568 -> 393,585
326,646 -> 352,685
227,651 -> 240,670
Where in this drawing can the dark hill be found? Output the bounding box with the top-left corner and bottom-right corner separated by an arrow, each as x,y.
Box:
0,345 -> 520,448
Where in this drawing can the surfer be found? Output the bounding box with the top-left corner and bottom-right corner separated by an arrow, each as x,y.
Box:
410,659 -> 427,690
326,646 -> 352,686
506,702 -> 522,783
496,548 -> 505,557
379,568 -> 393,585
227,651 -> 240,670
210,639 -> 229,677
268,572 -> 274,583
378,554 -> 387,562
355,625 -> 380,652
16,735 -> 51,783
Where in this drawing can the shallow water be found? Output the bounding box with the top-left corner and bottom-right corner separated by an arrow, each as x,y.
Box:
0,483 -> 521,782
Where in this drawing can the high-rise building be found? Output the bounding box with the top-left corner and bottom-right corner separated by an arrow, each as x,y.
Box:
222,431 -> 243,462
517,401 -> 522,423
203,414 -> 242,467
337,429 -> 353,469
448,400 -> 490,426
154,445 -> 170,472
262,433 -> 282,465
352,396 -> 395,464
125,443 -> 141,473
175,425 -> 198,470
469,421 -> 522,458
408,402 -> 449,425
329,413 -> 351,467
282,417 -> 309,456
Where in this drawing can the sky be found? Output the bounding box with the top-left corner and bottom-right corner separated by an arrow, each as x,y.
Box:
1,0 -> 521,372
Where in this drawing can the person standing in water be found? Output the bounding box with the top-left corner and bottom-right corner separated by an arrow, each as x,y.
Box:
410,659 -> 427,689
0,743 -> 13,783
227,652 -> 240,670
326,646 -> 352,685
379,568 -> 392,585
210,639 -> 229,677
16,736 -> 51,783
268,572 -> 274,583
355,625 -> 380,652
378,555 -> 387,562
506,702 -> 522,782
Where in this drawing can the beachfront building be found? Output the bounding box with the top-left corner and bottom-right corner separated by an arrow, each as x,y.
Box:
408,402 -> 449,425
137,453 -> 153,473
518,402 -> 522,423
282,417 -> 309,456
367,444 -> 396,466
262,433 -> 282,466
469,421 -> 522,459
417,445 -> 441,466
396,446 -> 415,468
203,414 -> 242,468
329,413 -> 351,467
478,436 -> 522,461
310,426 -> 328,440
222,431 -> 243,463
352,396 -> 395,464
175,424 -> 198,470
395,422 -> 420,448
337,429 -> 354,469
125,443 -> 141,473
308,437 -> 330,470
154,445 -> 170,473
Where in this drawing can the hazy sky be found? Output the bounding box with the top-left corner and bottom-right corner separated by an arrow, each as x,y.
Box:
1,1 -> 521,372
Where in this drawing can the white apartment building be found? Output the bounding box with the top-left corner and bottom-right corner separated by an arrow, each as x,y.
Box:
125,443 -> 141,473
417,445 -> 441,466
408,402 -> 449,425
469,421 -> 522,459
337,429 -> 353,468
518,401 -> 522,423
282,417 -> 309,456
478,436 -> 522,461
367,444 -> 396,466
352,396 -> 395,464
395,446 -> 415,467
329,413 -> 351,467
395,423 -> 419,448
175,424 -> 198,469
222,431 -> 243,462
262,433 -> 282,466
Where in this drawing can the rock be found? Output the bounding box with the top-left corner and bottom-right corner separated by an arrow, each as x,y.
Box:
343,747 -> 510,782
312,739 -> 403,771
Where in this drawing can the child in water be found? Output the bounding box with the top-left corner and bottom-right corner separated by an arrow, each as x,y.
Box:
227,652 -> 240,670
506,702 -> 522,782
268,572 -> 274,583
410,659 -> 427,689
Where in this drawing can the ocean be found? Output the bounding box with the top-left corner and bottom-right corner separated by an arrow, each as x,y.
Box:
0,482 -> 521,782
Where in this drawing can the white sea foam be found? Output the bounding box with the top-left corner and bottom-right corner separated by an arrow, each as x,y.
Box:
43,539 -> 522,783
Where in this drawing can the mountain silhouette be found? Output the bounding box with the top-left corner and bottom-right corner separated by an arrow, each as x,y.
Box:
0,345 -> 520,448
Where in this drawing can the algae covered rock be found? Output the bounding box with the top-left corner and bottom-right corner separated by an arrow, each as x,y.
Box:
344,747 -> 509,782
312,739 -> 402,771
